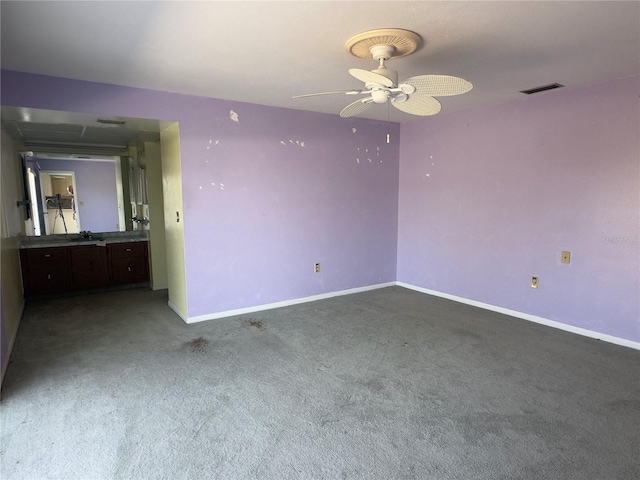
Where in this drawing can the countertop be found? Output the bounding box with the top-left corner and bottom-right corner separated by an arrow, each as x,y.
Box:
19,231 -> 149,249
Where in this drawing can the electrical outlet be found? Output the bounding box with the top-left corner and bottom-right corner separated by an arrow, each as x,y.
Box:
314,263 -> 320,273
531,276 -> 539,289
561,251 -> 571,264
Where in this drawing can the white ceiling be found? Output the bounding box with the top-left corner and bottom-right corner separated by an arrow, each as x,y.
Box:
1,1 -> 639,130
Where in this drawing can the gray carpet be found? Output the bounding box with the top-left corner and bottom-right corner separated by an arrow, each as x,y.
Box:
1,286 -> 639,479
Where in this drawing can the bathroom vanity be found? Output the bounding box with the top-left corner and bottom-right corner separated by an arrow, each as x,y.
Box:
19,232 -> 149,297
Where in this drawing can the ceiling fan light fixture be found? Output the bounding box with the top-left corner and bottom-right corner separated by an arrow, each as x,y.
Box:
371,90 -> 390,103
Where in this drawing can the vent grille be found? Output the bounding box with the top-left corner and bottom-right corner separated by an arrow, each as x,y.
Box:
520,83 -> 564,95
97,118 -> 126,125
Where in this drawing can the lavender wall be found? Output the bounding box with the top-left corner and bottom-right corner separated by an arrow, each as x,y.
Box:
181,106 -> 399,315
398,75 -> 640,342
2,71 -> 400,317
34,158 -> 119,232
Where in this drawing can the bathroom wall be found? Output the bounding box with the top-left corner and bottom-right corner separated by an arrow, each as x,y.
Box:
397,75 -> 640,343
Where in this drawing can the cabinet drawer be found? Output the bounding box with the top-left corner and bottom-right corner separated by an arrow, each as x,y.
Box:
26,247 -> 68,263
108,242 -> 146,258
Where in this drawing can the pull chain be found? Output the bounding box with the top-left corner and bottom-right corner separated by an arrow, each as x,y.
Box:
386,102 -> 391,144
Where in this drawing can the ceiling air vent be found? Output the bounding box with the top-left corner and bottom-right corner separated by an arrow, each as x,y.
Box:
520,83 -> 564,95
96,118 -> 126,125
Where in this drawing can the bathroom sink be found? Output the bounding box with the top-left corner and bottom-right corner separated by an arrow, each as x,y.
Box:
70,236 -> 104,242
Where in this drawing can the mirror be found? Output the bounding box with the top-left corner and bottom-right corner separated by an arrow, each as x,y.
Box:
22,152 -> 128,236
2,106 -> 165,237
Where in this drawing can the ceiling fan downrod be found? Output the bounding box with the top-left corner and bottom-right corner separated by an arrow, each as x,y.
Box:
369,45 -> 398,86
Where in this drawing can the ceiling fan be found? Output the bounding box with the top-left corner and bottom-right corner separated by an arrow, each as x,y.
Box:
293,29 -> 472,118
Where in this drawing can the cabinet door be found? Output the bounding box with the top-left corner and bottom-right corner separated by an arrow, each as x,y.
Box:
70,246 -> 110,288
28,261 -> 72,294
110,256 -> 148,284
28,260 -> 71,294
23,247 -> 72,295
108,242 -> 149,284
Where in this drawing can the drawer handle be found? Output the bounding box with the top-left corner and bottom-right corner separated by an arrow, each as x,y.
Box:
125,248 -> 132,252
128,266 -> 132,272
44,254 -> 51,258
47,274 -> 51,280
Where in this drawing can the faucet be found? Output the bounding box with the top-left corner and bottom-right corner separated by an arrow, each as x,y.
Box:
79,230 -> 92,239
131,216 -> 149,226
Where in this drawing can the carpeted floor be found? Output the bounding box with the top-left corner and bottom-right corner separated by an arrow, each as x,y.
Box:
1,286 -> 639,479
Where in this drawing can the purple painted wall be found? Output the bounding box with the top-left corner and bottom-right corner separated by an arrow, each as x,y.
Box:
33,158 -> 120,233
2,70 -> 400,317
398,75 -> 640,342
181,106 -> 399,315
4,70 -> 636,343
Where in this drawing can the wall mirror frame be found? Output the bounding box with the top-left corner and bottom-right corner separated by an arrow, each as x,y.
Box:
20,151 -> 128,236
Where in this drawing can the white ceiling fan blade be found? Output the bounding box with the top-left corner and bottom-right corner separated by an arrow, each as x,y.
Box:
391,95 -> 441,116
402,75 -> 473,97
293,90 -> 362,99
348,68 -> 394,87
340,98 -> 374,118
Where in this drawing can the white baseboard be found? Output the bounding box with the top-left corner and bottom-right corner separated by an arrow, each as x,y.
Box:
1,299 -> 26,386
396,282 -> 640,351
185,282 -> 396,324
152,285 -> 168,291
168,301 -> 187,322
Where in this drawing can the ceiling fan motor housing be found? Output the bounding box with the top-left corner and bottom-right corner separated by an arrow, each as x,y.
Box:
371,68 -> 398,86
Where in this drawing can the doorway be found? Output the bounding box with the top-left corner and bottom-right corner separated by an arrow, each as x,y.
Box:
39,171 -> 80,234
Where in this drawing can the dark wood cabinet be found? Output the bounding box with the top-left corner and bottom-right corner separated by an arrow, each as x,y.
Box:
108,242 -> 149,284
20,241 -> 149,296
21,247 -> 72,295
70,246 -> 110,288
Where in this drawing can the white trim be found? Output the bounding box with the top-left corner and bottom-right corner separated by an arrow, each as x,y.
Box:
1,299 -> 26,386
184,282 -> 396,324
152,285 -> 168,291
396,282 -> 640,351
168,301 -> 187,322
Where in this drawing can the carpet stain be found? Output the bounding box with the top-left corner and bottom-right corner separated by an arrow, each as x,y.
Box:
184,337 -> 210,353
243,318 -> 265,330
